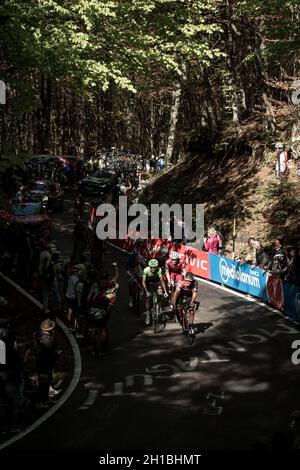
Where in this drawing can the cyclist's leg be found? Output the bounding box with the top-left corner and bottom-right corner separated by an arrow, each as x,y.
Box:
175,295 -> 183,325
144,282 -> 154,325
128,276 -> 135,307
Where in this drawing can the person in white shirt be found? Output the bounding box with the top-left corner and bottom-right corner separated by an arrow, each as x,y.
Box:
274,142 -> 288,178
15,186 -> 24,202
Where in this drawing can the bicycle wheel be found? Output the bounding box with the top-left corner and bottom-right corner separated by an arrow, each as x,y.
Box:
153,299 -> 159,333
134,285 -> 141,316
181,311 -> 188,337
187,324 -> 195,346
155,300 -> 166,333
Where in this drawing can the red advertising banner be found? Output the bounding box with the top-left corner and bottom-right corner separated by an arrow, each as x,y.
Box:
178,245 -> 210,280
110,236 -> 210,280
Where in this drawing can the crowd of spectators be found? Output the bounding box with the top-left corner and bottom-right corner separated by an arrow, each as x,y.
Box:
238,237 -> 300,287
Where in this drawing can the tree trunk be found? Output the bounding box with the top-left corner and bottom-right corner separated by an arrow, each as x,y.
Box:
165,79 -> 182,163
79,95 -> 86,159
39,76 -> 52,153
259,20 -> 276,134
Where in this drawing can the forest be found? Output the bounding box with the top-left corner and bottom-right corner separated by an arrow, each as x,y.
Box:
0,0 -> 299,245
0,0 -> 299,157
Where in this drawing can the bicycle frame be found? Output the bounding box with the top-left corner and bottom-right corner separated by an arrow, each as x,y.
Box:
152,290 -> 166,333
131,276 -> 142,316
177,299 -> 199,345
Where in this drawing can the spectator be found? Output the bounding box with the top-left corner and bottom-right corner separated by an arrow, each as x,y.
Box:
38,241 -> 52,315
4,346 -> 25,433
268,238 -> 287,279
285,247 -> 298,285
150,154 -> 156,173
66,264 -> 85,328
15,186 -> 24,202
254,239 -> 269,270
157,154 -> 166,171
34,319 -> 60,408
203,227 -> 221,254
243,237 -> 256,265
119,180 -> 132,197
51,252 -> 63,313
274,142 -> 288,179
145,158 -> 151,173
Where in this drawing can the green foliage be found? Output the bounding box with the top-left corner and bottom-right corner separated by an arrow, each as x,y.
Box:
237,0 -> 300,61
0,0 -> 223,96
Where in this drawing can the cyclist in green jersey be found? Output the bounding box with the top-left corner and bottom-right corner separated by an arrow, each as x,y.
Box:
142,259 -> 168,325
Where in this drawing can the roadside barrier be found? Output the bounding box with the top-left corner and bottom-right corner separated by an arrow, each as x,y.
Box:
110,236 -> 300,322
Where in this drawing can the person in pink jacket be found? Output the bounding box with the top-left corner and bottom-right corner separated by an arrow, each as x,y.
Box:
203,227 -> 221,254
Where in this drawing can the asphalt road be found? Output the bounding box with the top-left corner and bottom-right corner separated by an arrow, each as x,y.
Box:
7,190 -> 300,451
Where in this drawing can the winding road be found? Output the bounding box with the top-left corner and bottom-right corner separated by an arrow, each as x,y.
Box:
5,190 -> 300,451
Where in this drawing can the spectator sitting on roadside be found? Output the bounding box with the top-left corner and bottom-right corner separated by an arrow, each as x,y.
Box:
254,239 -> 269,270
150,154 -> 156,173
157,155 -> 166,171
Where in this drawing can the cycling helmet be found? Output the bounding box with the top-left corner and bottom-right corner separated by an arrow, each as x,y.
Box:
159,244 -> 169,255
149,259 -> 159,268
185,272 -> 194,281
275,142 -> 284,149
171,251 -> 179,261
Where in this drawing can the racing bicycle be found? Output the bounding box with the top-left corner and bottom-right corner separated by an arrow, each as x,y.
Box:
176,298 -> 199,345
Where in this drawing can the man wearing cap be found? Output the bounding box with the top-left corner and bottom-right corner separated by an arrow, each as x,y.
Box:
34,319 -> 60,408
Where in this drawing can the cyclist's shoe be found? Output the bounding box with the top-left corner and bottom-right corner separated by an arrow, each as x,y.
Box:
189,325 -> 195,336
144,311 -> 151,326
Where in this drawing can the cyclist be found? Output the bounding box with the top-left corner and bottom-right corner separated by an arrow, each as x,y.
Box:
165,251 -> 185,295
126,249 -> 146,307
173,272 -> 198,329
142,259 -> 168,326
154,243 -> 169,268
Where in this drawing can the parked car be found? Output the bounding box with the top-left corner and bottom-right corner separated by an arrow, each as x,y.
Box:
30,154 -> 58,165
26,180 -> 64,211
78,173 -> 115,197
0,201 -> 51,235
